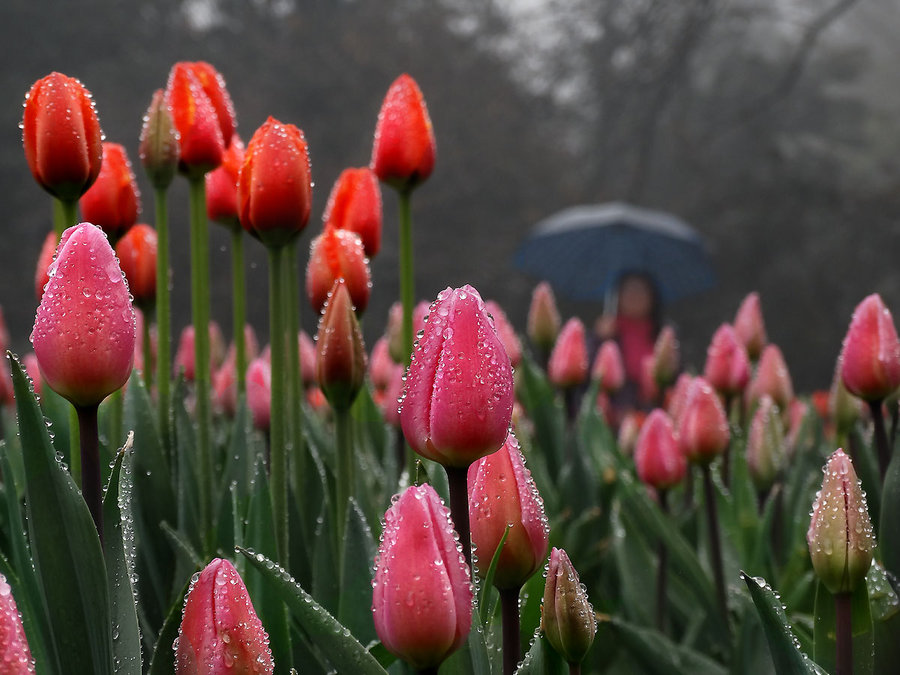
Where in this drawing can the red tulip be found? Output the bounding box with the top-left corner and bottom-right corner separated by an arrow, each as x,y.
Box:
206,135 -> 245,229
315,280 -> 367,412
371,74 -> 436,192
634,409 -> 685,491
485,300 -> 522,368
703,323 -> 750,398
165,63 -> 225,176
747,344 -> 794,412
246,356 -> 272,432
323,167 -> 383,257
174,558 -> 273,674
34,231 -> 57,301
115,223 -> 157,309
80,142 -> 141,240
468,433 -> 549,590
22,72 -> 103,201
139,89 -> 179,190
372,484 -> 472,669
527,281 -> 561,353
541,548 -> 595,666
31,223 -> 135,407
734,292 -> 767,361
187,62 -> 236,149
400,285 -> 514,468
592,340 -> 625,393
839,293 -> 900,402
678,377 -> 729,464
548,318 -> 588,389
0,572 -> 35,673
306,226 -> 370,316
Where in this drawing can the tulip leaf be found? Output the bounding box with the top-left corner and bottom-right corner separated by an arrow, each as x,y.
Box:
312,491 -> 340,616
867,560 -> 900,675
879,442 -> 900,587
339,499 -> 378,646
516,357 -> 566,481
236,547 -> 389,674
102,433 -> 142,675
813,579 -> 873,675
742,572 -> 827,674
366,640 -> 397,668
146,580 -> 189,675
10,354 -> 114,674
515,631 -> 568,675
606,616 -> 728,675
479,524 -> 511,627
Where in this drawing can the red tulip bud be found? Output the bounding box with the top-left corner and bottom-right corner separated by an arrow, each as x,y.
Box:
734,292 -> 767,361
174,558 -> 273,674
315,280 -> 367,412
747,344 -> 794,412
373,484 -> 473,669
839,294 -> 900,402
541,548 -> 595,666
634,409 -> 685,490
592,340 -> 625,393
34,231 -> 57,301
188,62 -> 236,149
323,167 -> 383,257
80,142 -> 141,241
165,63 -> 225,177
115,223 -> 157,309
139,89 -> 180,190
548,318 -> 588,389
746,396 -> 785,492
306,226 -> 371,316
0,572 -> 35,673
527,281 -> 561,353
678,377 -> 729,464
651,325 -> 679,387
206,135 -> 244,229
704,323 -> 750,398
246,356 -> 271,432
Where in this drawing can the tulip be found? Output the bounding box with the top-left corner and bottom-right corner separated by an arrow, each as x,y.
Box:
678,377 -> 730,465
323,167 -> 383,257
651,325 -> 679,388
839,294 -> 900,402
635,409 -> 685,491
371,74 -> 436,192
315,280 -> 367,412
387,300 -> 429,364
298,330 -> 316,387
369,336 -> 395,391
829,357 -> 863,441
592,340 -> 625,393
246,356 -> 271,432
541,548 -> 595,668
548,318 -> 588,389
372,484 -> 472,670
212,355 -> 237,418
22,72 -> 103,203
667,372 -> 695,427
139,89 -> 180,190
747,344 -> 794,412
80,142 -> 141,242
785,398 -> 810,458
115,223 -> 157,309
206,136 -> 245,229
165,63 -> 225,176
306,226 -> 371,316
527,281 -> 561,359
617,411 -> 644,457
22,353 -> 42,399
187,62 -> 237,149
380,364 -> 405,428
174,326 -> 198,381
704,323 -> 750,399
0,572 -> 35,673
734,292 -> 767,361
174,558 -> 273,674
746,395 -> 785,493
34,231 -> 57,301
484,300 -> 522,369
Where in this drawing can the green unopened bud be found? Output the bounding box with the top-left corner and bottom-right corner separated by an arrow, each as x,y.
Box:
315,279 -> 367,412
541,547 -> 595,665
746,395 -> 785,492
139,89 -> 180,190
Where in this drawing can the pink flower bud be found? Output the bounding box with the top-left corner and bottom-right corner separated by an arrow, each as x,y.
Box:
379,364 -> 405,428
373,484 -> 473,669
734,292 -> 767,361
667,373 -> 695,427
541,548 -> 595,666
174,558 -> 273,674
807,449 -> 875,595
468,433 -> 549,590
0,572 -> 35,673
617,411 -> 644,457
703,323 -> 750,398
527,282 -> 561,353
678,377 -> 729,464
298,330 -> 316,387
634,409 -> 685,491
830,356 -> 863,438
31,223 -> 136,408
548,318 -> 588,389
369,336 -> 395,391
485,300 -> 522,368
246,356 -> 271,431
591,340 -> 625,393
400,285 -> 514,468
386,300 -> 429,364
212,354 -> 237,418
839,294 -> 900,402
34,231 -> 57,301
24,353 -> 43,398
746,395 -> 785,492
747,344 -> 794,412
314,280 -> 367,412
651,325 -> 679,387
174,326 -> 197,381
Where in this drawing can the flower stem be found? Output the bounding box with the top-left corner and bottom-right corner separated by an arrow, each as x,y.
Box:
69,407 -> 81,487
54,198 -> 78,238
501,587 -> 522,675
868,399 -> 890,481
142,308 -> 152,391
285,240 -> 303,478
335,406 -> 353,543
154,187 -> 171,451
701,464 -> 728,625
398,188 -> 415,366
835,591 -> 852,675
656,489 -> 669,632
267,244 -> 288,565
76,404 -> 102,544
230,227 -> 247,395
568,664 -> 582,675
446,465 -> 472,571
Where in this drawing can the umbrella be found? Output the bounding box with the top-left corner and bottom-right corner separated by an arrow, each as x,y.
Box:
514,202 -> 716,303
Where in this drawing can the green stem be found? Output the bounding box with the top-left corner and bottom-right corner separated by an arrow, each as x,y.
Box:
268,245 -> 288,565
568,664 -> 582,675
501,587 -> 522,675
154,188 -> 171,451
702,464 -> 729,626
335,406 -> 353,543
231,227 -> 247,395
868,399 -> 890,482
189,176 -> 212,534
446,466 -> 473,572
398,188 -> 415,366
108,389 -> 123,451
656,489 -> 669,632
834,591 -> 852,675
285,240 -> 304,490
76,404 -> 102,544
142,308 -> 152,391
55,198 -> 79,237
69,407 -> 81,487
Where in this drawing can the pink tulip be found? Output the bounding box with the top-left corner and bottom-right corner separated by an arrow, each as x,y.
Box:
379,364 -> 405,427
369,336 -> 395,391
212,355 -> 237,418
839,293 -> 900,402
386,300 -> 429,364
734,292 -> 767,360
703,323 -> 750,398
298,330 -> 316,387
527,281 -> 561,353
666,373 -> 695,427
747,344 -> 794,412
634,409 -> 685,491
678,377 -> 729,464
548,318 -> 588,389
485,300 -> 522,368
246,356 -> 271,432
591,340 -> 625,393
372,484 -> 472,669
0,572 -> 35,673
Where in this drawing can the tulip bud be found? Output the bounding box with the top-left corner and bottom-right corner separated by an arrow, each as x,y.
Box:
667,373 -> 694,426
400,285 -> 514,468
115,224 -> 157,309
306,226 -> 371,316
548,318 -> 588,389
830,357 -> 863,438
246,355 -> 271,432
315,280 -> 367,412
387,301 -> 429,364
541,548 -> 595,666
734,292 -> 767,361
678,377 -> 729,464
640,354 -> 660,405
380,364 -> 405,427
165,63 -> 225,177
839,294 -> 900,403
635,409 -> 686,491
746,396 -> 785,492
323,167 -> 383,257
468,433 -> 549,590
298,330 -> 316,387
206,135 -> 245,230
188,62 -> 236,149
372,484 -> 473,669
617,411 -> 644,457
0,572 -> 35,673
592,340 -> 626,393
704,323 -> 750,398
31,223 -> 136,407
174,326 -> 197,381
747,344 -> 794,412
22,72 -> 103,201
807,449 -> 875,595
485,300 -> 522,368
369,336 -> 395,391
212,356 -> 237,418
371,74 -> 436,192
139,89 -> 180,190
527,281 -> 561,354
651,326 -> 679,388
22,353 -> 42,399
174,558 -> 273,674
34,231 -> 57,301
80,142 -> 141,241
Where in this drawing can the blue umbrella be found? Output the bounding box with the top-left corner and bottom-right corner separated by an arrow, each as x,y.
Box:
514,202 -> 716,303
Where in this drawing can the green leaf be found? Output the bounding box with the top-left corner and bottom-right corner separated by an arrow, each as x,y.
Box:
607,616 -> 728,675
515,631 -> 568,675
479,524 -> 511,627
10,354 -> 113,674
102,434 -> 142,674
879,442 -> 900,585
147,580 -> 189,675
237,547 -> 388,674
813,579 -> 874,675
339,499 -> 377,646
742,571 -> 826,674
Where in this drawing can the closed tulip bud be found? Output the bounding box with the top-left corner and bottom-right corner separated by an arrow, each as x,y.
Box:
839,294 -> 900,402
246,356 -> 271,432
0,572 -> 35,673
80,142 -> 141,241
174,558 -> 273,674
239,117 -> 313,248
31,223 -> 135,407
830,357 -> 863,438
165,63 -> 225,176
484,300 -> 522,368
115,223 -> 157,309
380,364 -> 405,427
746,396 -> 785,492
400,285 -> 514,468
34,231 -> 57,301
212,357 -> 236,418
372,484 -> 473,669
387,300 -> 429,364
748,344 -> 794,412
315,280 -> 367,412
139,89 -> 180,190
187,62 -> 236,149
651,325 -> 679,387
468,433 -> 549,590
592,340 -> 626,393
678,377 -> 729,464
369,336 -> 395,391
22,72 -> 103,201
807,449 -> 875,595
704,323 -> 751,398
205,135 -> 244,230
527,281 -> 561,353
0,359 -> 12,408
640,354 -> 660,405
617,411 -> 644,457
174,326 -> 197,381
323,167 -> 383,257
734,292 -> 767,361
667,372 -> 695,426
22,353 -> 42,398
371,74 -> 436,192
634,409 -> 685,490
548,318 -> 588,389
306,226 -> 371,316
541,548 -> 595,666
0,309 -> 8,359
298,330 -> 316,387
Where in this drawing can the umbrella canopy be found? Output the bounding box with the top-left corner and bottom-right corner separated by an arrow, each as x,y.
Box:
514,202 -> 716,303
